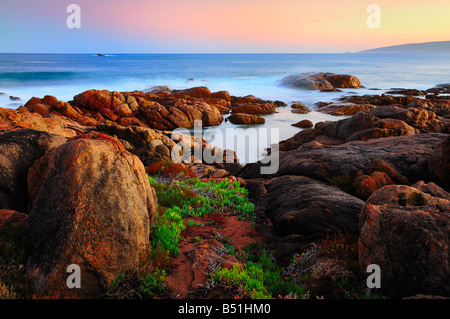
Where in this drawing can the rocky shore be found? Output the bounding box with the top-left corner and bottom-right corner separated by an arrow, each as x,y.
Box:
0,76 -> 449,299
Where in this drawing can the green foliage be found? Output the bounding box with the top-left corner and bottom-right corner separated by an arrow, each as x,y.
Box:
211,244 -> 306,299
148,175 -> 256,256
137,269 -> 167,298
106,266 -> 167,299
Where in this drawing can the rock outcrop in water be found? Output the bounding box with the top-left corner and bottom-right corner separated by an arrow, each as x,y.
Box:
280,73 -> 362,90
20,87 -> 282,131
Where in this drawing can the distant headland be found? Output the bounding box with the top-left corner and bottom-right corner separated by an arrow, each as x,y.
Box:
360,41 -> 450,53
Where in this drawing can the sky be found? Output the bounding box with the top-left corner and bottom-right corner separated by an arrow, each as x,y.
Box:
0,0 -> 449,53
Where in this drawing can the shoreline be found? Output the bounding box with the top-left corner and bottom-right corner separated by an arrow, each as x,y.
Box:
1,74 -> 449,299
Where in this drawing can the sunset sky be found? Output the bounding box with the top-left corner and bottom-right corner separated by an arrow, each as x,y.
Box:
0,0 -> 449,53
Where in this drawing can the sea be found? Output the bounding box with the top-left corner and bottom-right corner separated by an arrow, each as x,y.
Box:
1,53 -> 449,163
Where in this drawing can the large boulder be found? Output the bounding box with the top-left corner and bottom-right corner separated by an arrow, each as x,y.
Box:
71,90 -> 125,111
359,184 -> 450,297
0,129 -> 67,212
252,175 -> 364,237
279,73 -> 362,90
245,175 -> 364,263
26,133 -> 158,298
321,73 -> 362,89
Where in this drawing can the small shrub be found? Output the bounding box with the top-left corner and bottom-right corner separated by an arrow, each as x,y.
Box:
210,245 -> 306,299
145,161 -> 196,179
106,265 -> 167,299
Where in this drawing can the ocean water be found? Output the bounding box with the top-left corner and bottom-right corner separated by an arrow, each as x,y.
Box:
1,53 -> 449,162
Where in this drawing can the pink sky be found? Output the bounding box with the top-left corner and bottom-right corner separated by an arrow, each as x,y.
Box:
1,0 -> 449,52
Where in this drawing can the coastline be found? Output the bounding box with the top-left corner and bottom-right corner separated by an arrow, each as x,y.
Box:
1,74 -> 449,300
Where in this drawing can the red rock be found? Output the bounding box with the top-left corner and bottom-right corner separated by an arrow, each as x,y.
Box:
99,107 -> 119,121
0,107 -> 83,137
113,103 -> 133,117
53,101 -> 81,119
32,103 -> 53,116
75,115 -> 98,126
0,209 -> 28,227
94,112 -> 106,123
212,90 -> 231,101
232,100 -> 276,115
72,90 -> 125,111
321,73 -> 362,89
228,113 -> 265,125
42,95 -> 59,106
173,86 -> 212,98
116,116 -> 147,127
27,135 -> 157,298
25,97 -> 43,108
353,171 -> 392,200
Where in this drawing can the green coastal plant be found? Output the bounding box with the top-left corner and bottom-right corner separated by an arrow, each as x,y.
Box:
147,174 -> 256,257
106,266 -> 167,299
210,244 -> 306,299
